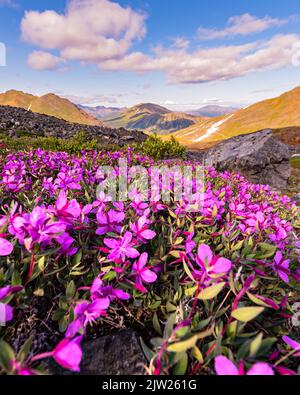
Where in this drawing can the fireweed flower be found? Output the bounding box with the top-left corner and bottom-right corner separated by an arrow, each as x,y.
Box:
52,336 -> 83,372
104,231 -> 139,262
273,251 -> 290,283
214,356 -> 274,375
132,252 -> 157,293
53,190 -> 81,223
96,209 -> 125,236
66,299 -> 110,338
90,277 -> 130,302
130,216 -> 156,243
193,244 -> 232,282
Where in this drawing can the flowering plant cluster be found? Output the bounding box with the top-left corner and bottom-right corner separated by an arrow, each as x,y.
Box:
0,147 -> 299,375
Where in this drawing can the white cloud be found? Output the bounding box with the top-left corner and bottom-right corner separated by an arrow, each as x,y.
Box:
27,51 -> 64,71
197,13 -> 294,40
22,0 -> 146,66
171,37 -> 190,50
21,4 -> 300,86
98,34 -> 300,84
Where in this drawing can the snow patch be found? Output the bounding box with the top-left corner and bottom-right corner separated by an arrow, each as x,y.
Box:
193,114 -> 234,143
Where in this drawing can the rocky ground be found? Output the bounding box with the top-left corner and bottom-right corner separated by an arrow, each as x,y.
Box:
188,129 -> 300,195
0,105 -> 147,146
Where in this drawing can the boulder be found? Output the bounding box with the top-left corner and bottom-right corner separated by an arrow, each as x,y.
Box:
50,329 -> 146,375
203,129 -> 291,189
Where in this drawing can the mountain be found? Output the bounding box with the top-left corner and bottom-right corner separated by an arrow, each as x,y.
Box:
187,105 -> 240,118
104,103 -> 200,134
169,86 -> 300,149
78,105 -> 126,120
0,90 -> 101,126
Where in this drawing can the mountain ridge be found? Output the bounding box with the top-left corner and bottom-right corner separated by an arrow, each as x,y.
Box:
0,90 -> 101,126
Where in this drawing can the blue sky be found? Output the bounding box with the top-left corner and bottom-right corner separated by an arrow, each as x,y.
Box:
0,0 -> 300,109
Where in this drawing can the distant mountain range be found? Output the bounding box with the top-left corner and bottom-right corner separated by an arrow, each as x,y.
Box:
1,86 -> 300,149
186,105 -> 240,118
104,103 -> 200,134
0,90 -> 101,126
169,86 -> 300,149
78,104 -> 126,120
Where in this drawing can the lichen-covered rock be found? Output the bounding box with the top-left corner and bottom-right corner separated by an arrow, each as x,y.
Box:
50,330 -> 146,375
203,129 -> 291,189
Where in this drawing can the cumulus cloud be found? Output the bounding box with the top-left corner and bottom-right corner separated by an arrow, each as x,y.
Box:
197,13 -> 294,40
21,3 -> 299,85
27,51 -> 64,71
98,34 -> 300,84
22,0 -> 146,65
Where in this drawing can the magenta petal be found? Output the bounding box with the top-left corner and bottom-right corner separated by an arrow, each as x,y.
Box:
137,252 -> 148,269
247,363 -> 274,375
126,248 -> 140,259
213,257 -> 232,273
282,336 -> 300,351
141,269 -> 157,284
214,356 -> 239,375
104,238 -> 119,249
141,230 -> 156,240
197,244 -> 213,264
53,336 -> 83,372
0,238 -> 13,256
56,190 -> 67,211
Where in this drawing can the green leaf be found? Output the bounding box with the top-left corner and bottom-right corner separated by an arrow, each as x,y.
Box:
17,337 -> 33,363
66,280 -> 76,299
232,240 -> 244,251
198,282 -> 225,300
232,307 -> 265,322
182,259 -> 196,282
173,352 -> 188,375
38,256 -> 45,272
163,313 -> 177,339
191,346 -> 203,363
167,335 -> 198,352
140,337 -> 155,362
247,293 -> 271,308
152,313 -> 162,336
250,333 -> 263,357
0,340 -> 15,371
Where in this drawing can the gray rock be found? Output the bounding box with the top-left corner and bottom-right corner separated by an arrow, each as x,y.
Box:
0,105 -> 146,147
203,129 -> 291,189
50,329 -> 146,375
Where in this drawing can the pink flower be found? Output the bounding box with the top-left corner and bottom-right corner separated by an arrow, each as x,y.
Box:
0,237 -> 13,256
55,190 -> 81,221
132,252 -> 157,293
215,356 -> 274,375
273,251 -> 290,283
96,209 -> 125,236
90,277 -> 130,302
104,231 -> 139,262
53,336 -> 83,372
130,216 -> 156,242
194,244 -> 232,281
66,299 -> 109,338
